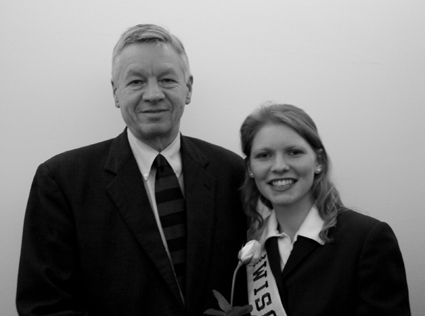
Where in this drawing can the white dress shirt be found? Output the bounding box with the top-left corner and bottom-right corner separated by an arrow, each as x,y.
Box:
127,130 -> 184,257
262,205 -> 325,271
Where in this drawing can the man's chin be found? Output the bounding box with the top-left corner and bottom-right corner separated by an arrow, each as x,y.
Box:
132,126 -> 178,151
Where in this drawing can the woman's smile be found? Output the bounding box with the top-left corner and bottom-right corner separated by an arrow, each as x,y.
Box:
269,178 -> 296,190
249,123 -> 320,211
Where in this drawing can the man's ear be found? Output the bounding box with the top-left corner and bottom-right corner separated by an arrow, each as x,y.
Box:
185,76 -> 194,104
111,81 -> 120,108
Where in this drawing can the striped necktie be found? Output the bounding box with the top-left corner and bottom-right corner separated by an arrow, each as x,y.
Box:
154,154 -> 187,295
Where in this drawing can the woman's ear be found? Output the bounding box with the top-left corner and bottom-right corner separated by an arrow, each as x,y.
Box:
315,149 -> 324,171
247,167 -> 254,178
245,157 -> 254,178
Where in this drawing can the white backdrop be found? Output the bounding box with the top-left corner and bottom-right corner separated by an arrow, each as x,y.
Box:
1,1 -> 424,315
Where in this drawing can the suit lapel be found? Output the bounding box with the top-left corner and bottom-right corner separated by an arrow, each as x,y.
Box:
282,236 -> 319,279
265,237 -> 286,302
180,136 -> 216,309
104,130 -> 183,306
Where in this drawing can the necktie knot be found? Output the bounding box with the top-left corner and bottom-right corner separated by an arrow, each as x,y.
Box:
154,155 -> 182,195
154,154 -> 180,181
154,154 -> 168,169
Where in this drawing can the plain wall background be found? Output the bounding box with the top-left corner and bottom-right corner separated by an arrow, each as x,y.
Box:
1,1 -> 424,315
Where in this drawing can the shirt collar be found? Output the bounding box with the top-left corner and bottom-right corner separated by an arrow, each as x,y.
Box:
127,129 -> 182,181
262,205 -> 325,246
297,205 -> 325,245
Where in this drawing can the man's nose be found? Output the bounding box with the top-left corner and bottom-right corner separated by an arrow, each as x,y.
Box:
143,80 -> 164,102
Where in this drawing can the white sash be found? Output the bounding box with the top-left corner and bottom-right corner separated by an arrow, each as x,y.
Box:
247,249 -> 287,316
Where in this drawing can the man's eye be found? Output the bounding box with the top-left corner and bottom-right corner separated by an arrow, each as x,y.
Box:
161,78 -> 175,84
129,80 -> 143,85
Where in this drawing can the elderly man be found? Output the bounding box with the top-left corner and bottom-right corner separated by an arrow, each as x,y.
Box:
17,24 -> 247,316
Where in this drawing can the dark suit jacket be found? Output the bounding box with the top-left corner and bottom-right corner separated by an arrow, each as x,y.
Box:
265,209 -> 410,316
17,130 -> 248,316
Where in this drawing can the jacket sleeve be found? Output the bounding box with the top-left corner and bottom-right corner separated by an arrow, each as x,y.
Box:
16,163 -> 89,316
356,221 -> 411,316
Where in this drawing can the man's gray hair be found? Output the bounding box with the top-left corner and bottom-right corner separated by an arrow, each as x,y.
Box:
112,24 -> 191,81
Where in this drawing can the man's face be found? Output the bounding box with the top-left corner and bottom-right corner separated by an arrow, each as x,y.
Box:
112,42 -> 192,150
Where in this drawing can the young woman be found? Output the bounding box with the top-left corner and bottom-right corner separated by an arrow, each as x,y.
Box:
240,102 -> 410,316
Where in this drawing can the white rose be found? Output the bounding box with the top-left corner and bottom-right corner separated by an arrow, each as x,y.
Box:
238,240 -> 261,266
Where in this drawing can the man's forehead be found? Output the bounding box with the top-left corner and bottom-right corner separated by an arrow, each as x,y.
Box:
112,41 -> 189,82
119,42 -> 178,60
123,64 -> 181,77
118,43 -> 181,66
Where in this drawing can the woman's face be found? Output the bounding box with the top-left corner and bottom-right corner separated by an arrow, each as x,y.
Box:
248,123 -> 321,212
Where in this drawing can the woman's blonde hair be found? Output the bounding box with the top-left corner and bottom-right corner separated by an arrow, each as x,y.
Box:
240,102 -> 347,242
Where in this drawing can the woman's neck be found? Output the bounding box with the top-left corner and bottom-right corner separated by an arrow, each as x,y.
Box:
273,200 -> 314,242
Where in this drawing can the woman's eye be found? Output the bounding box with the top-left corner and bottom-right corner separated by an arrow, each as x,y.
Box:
256,153 -> 271,159
288,150 -> 303,156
